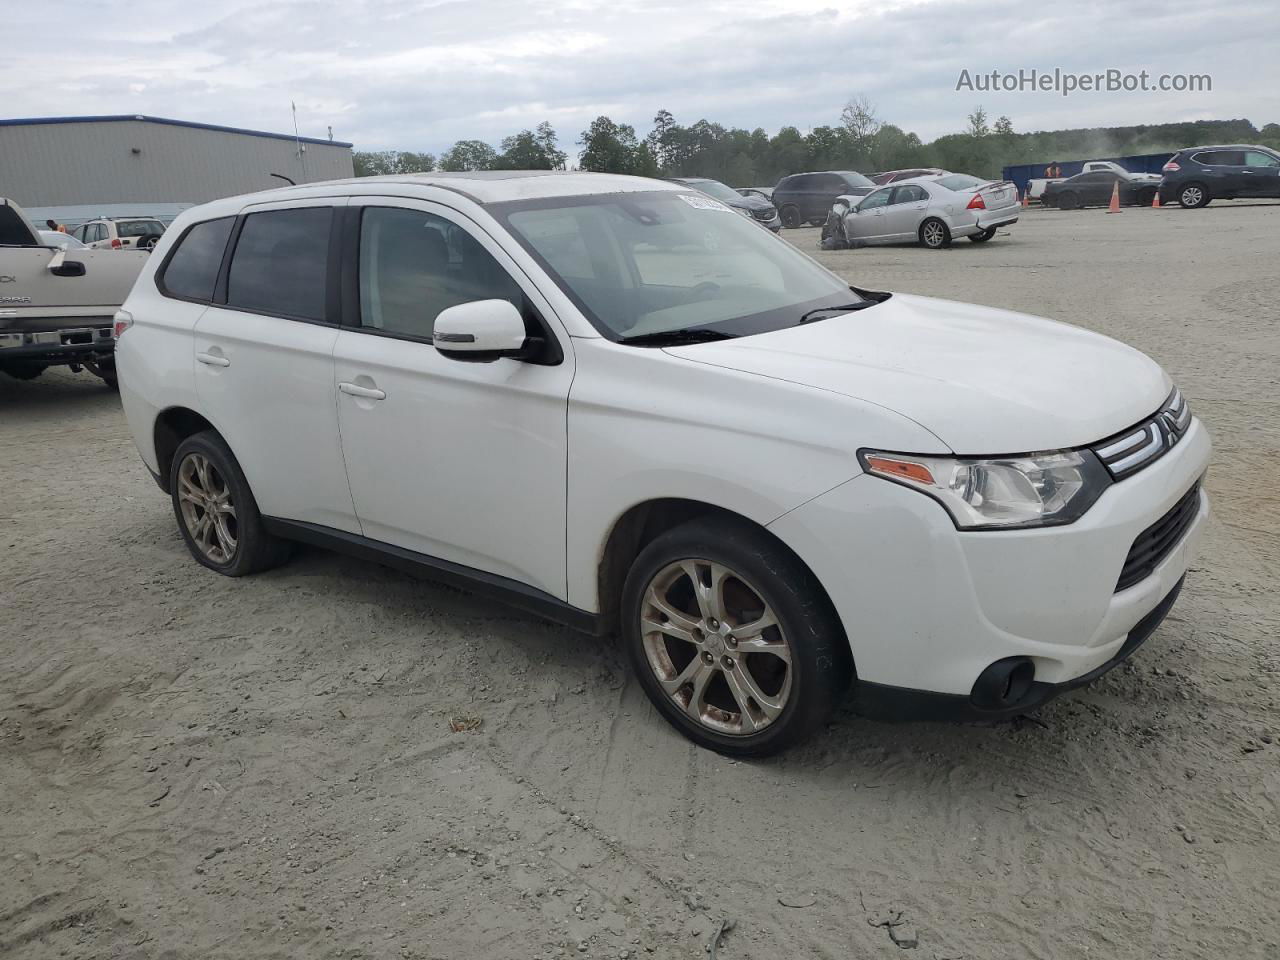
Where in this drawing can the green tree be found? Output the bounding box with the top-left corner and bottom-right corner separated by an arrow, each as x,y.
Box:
495,123 -> 566,170
439,140 -> 497,172
352,150 -> 436,176
648,109 -> 678,170
967,105 -> 990,138
993,115 -> 1014,137
578,116 -> 651,175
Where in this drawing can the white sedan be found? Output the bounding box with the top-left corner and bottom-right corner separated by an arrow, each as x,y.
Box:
830,173 -> 1020,249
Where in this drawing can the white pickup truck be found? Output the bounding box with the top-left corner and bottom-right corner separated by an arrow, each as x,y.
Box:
1026,160 -> 1162,201
1,198 -> 149,387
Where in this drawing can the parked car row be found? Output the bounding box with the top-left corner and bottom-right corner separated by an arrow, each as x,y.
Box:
1036,144 -> 1280,209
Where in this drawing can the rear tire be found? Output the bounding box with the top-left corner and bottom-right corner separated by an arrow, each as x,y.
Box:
918,217 -> 951,249
1178,183 -> 1210,208
968,227 -> 997,243
780,205 -> 801,229
621,516 -> 852,757
87,358 -> 118,390
170,431 -> 291,577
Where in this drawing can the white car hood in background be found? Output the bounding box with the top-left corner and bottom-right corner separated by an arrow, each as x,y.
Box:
664,293 -> 1171,454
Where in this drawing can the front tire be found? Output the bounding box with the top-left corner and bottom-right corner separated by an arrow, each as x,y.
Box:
968,227 -> 997,243
918,217 -> 951,249
170,431 -> 291,577
1056,191 -> 1080,210
622,517 -> 851,756
780,205 -> 801,229
1178,183 -> 1210,208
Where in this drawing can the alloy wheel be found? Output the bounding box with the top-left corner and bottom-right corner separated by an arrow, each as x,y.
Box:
177,452 -> 238,564
1181,186 -> 1203,207
639,559 -> 792,735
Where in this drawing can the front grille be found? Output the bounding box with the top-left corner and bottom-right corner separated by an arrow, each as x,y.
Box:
1116,482 -> 1201,591
753,206 -> 778,222
1093,387 -> 1191,480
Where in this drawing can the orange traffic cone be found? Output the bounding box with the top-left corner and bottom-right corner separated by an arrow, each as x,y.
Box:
1022,189 -> 1030,209
1106,181 -> 1122,214
1152,190 -> 1161,208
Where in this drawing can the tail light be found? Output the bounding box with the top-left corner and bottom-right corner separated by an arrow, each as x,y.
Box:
1162,161 -> 1180,172
110,238 -> 122,249
966,194 -> 986,210
113,310 -> 133,340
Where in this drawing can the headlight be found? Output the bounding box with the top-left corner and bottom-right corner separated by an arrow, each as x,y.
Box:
858,448 -> 1111,529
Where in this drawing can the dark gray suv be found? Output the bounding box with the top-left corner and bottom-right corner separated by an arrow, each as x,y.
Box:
1160,145 -> 1280,208
773,171 -> 875,228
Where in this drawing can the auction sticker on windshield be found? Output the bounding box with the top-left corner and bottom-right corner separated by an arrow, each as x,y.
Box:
678,194 -> 733,213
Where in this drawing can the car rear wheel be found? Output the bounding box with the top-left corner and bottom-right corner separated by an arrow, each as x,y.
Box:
918,218 -> 951,249
87,358 -> 118,390
968,227 -> 997,243
622,517 -> 851,756
1056,192 -> 1080,210
170,431 -> 291,577
780,205 -> 801,229
1178,183 -> 1210,208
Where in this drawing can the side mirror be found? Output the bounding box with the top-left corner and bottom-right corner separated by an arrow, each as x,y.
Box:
433,299 -> 535,362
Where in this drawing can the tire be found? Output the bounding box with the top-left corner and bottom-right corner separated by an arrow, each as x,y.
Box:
968,227 -> 997,243
807,218 -> 825,227
1,363 -> 46,381
918,217 -> 951,249
1057,192 -> 1080,210
1137,188 -> 1157,207
780,205 -> 801,229
621,516 -> 852,757
169,431 -> 291,577
1178,183 -> 1210,208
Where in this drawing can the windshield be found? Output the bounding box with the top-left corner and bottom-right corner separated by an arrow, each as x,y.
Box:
686,179 -> 745,203
494,190 -> 858,341
115,220 -> 165,238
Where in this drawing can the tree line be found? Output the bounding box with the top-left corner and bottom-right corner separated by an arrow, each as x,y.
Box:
354,100 -> 1280,186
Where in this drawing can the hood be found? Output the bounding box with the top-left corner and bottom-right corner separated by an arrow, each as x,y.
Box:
664,293 -> 1170,454
734,193 -> 776,212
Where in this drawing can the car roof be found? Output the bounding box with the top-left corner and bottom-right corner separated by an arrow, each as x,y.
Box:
224,171 -> 682,212
1181,144 -> 1273,152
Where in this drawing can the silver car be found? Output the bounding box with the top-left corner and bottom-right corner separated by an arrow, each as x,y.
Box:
830,173 -> 1020,249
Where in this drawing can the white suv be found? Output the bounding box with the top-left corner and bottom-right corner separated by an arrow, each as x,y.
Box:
115,171 -> 1210,755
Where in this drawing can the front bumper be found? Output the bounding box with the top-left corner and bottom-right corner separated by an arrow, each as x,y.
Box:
767,417 -> 1210,702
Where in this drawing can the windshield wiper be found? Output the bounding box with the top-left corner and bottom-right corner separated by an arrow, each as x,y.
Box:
797,300 -> 882,325
616,328 -> 735,347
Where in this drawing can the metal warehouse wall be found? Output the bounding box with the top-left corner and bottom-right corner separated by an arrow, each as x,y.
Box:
1001,153 -> 1174,196
0,118 -> 355,207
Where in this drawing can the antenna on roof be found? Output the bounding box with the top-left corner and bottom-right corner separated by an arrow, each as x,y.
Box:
291,101 -> 309,182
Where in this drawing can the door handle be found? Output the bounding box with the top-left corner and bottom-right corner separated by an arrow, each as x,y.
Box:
196,351 -> 230,368
338,381 -> 386,400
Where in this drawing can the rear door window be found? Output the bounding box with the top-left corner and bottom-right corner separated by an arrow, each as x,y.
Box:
227,207 -> 332,321
160,217 -> 235,302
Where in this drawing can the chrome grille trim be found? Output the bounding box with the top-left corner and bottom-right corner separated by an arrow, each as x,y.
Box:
1092,388 -> 1192,481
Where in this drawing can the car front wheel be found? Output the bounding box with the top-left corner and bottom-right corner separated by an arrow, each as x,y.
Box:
780,205 -> 801,229
170,431 -> 291,577
622,517 -> 851,756
919,217 -> 951,249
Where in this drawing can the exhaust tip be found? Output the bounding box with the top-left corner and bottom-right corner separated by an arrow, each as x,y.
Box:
971,657 -> 1036,711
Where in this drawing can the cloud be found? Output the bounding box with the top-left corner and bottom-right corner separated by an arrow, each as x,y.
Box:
2,0 -> 1276,155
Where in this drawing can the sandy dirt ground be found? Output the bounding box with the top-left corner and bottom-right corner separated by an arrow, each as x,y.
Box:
2,201 -> 1279,960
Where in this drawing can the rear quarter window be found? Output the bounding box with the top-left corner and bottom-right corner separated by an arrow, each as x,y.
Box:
159,217 -> 235,302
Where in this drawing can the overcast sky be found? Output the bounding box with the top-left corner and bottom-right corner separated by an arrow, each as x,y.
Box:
6,0 -> 1277,155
